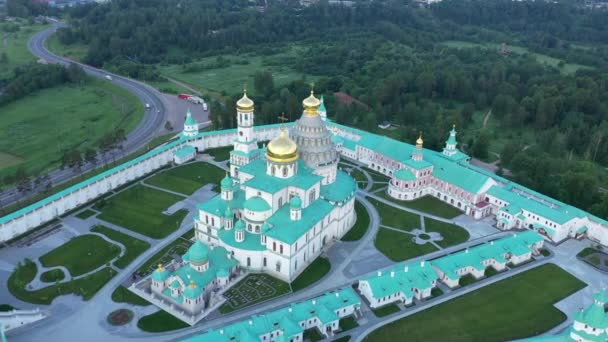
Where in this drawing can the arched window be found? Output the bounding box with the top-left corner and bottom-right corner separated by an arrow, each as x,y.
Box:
276,261 -> 281,272
211,218 -> 215,226
279,198 -> 283,206
248,223 -> 252,231
247,257 -> 251,267
263,257 -> 267,267
272,166 -> 276,176
273,242 -> 276,251
255,225 -> 260,233
282,167 -> 287,177
280,245 -> 284,254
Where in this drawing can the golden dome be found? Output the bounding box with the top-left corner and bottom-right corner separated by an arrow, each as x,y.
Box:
416,132 -> 423,147
236,90 -> 254,112
302,90 -> 321,116
267,127 -> 298,163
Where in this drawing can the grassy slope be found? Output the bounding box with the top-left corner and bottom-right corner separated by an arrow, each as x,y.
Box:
366,263 -> 586,342
145,162 -> 225,195
341,200 -> 370,241
374,228 -> 438,262
0,22 -> 48,79
91,225 -> 151,269
291,257 -> 331,292
0,79 -> 143,176
369,198 -> 420,231
424,218 -> 470,248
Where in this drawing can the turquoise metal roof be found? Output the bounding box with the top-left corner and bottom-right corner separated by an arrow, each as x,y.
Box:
219,228 -> 265,251
320,170 -> 356,203
394,168 -> 416,181
265,199 -> 334,244
290,195 -> 301,209
184,110 -> 197,126
174,145 -> 196,159
360,261 -> 437,299
243,196 -> 271,212
188,241 -> 209,263
242,159 -> 322,194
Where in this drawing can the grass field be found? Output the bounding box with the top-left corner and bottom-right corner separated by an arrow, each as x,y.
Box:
137,309 -> 189,332
91,225 -> 151,269
369,198 -> 420,231
341,201 -> 370,241
291,257 -> 331,292
372,303 -> 401,317
112,285 -> 150,306
205,146 -> 232,162
39,269 -> 65,283
379,194 -> 463,219
158,45 -> 318,96
46,34 -> 89,62
145,162 -> 225,195
365,263 -> 586,342
137,230 -> 194,274
39,234 -> 121,276
0,22 -> 48,79
97,185 -> 187,239
219,274 -> 291,314
8,259 -> 116,304
374,228 -> 438,262
0,79 -> 143,178
424,218 -> 470,248
440,41 -> 590,75
0,304 -> 16,312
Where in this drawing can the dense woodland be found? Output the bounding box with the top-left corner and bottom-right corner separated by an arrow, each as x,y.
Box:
8,0 -> 608,217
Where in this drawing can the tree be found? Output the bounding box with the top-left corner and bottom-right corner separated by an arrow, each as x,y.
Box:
0,53 -> 8,64
415,71 -> 435,98
254,71 -> 275,98
472,131 -> 490,160
84,148 -> 98,166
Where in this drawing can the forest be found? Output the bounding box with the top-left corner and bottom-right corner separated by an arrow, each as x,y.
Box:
19,0 -> 608,218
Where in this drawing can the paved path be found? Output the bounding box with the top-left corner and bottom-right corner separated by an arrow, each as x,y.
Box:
140,182 -> 188,198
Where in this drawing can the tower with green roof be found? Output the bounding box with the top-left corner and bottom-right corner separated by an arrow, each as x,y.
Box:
569,290 -> 608,341
442,124 -> 458,157
182,109 -> 199,138
290,195 -> 302,221
230,90 -> 261,177
319,95 -> 327,121
221,173 -> 234,201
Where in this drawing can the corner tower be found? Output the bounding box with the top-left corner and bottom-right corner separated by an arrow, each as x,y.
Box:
230,90 -> 260,177
442,125 -> 458,157
291,91 -> 339,185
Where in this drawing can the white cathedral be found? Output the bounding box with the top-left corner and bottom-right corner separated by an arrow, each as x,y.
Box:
194,91 -> 357,282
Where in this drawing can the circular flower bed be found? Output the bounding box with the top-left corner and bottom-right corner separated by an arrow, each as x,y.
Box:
107,309 -> 134,326
418,233 -> 431,240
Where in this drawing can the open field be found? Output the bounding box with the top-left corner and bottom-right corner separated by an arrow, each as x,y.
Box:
39,234 -> 121,276
91,225 -> 151,268
374,228 -> 438,262
46,34 -> 89,62
424,218 -> 470,248
365,263 -> 586,342
112,285 -> 150,306
145,162 -> 225,195
0,22 -> 48,78
0,79 -> 143,177
97,185 -> 187,239
219,274 -> 291,314
158,45 -> 318,96
440,41 -> 590,75
137,309 -> 189,332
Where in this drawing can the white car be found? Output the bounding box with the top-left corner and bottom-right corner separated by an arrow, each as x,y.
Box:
145,103 -> 151,110
105,75 -> 113,81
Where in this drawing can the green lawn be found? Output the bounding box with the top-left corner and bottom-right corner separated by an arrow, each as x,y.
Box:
340,316 -> 359,332
219,274 -> 291,314
97,185 -> 187,239
379,193 -> 463,219
39,269 -> 65,283
8,259 -> 117,304
333,336 -> 351,342
341,201 -> 370,241
46,34 -> 89,62
145,162 -> 225,195
303,329 -> 325,342
577,247 -> 597,258
76,209 -> 97,219
91,225 -> 151,268
39,234 -> 121,277
137,230 -> 194,274
112,285 -> 150,306
137,310 -> 189,332
0,79 -> 143,178
206,146 -> 232,162
372,303 -> 401,317
349,169 -> 368,186
365,263 -> 586,342
374,228 -> 438,262
369,198 -> 420,231
145,79 -> 192,95
424,218 -> 470,248
291,257 -> 331,292
0,304 -> 16,312
0,22 -> 48,79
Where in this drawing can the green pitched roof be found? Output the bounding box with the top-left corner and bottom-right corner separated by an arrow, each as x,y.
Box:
320,170 -> 357,203
174,145 -> 196,159
219,228 -> 265,251
394,168 -> 416,181
360,261 -> 437,299
265,199 -> 334,244
185,110 -> 197,126
241,159 -> 322,194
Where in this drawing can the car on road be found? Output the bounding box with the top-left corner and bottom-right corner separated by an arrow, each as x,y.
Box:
145,103 -> 151,110
105,75 -> 113,81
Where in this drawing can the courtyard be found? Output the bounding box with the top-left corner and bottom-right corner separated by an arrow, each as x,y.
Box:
219,273 -> 291,314
144,161 -> 225,195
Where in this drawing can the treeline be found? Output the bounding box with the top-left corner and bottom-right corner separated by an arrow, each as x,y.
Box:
0,63 -> 86,104
7,0 -> 57,18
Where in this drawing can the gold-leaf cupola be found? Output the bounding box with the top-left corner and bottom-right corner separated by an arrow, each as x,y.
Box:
416,132 -> 423,148
266,126 -> 298,163
302,90 -> 321,116
236,89 -> 254,112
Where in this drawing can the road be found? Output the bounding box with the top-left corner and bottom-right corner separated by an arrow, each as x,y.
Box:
0,22 -> 168,211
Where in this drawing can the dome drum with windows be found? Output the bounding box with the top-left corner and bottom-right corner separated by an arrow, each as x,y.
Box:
266,126 -> 298,163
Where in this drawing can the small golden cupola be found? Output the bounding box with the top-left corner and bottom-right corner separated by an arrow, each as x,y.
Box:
416,132 -> 424,148
266,126 -> 298,163
236,90 -> 254,112
302,90 -> 321,116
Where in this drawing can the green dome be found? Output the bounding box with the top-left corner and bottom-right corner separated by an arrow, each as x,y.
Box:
151,265 -> 170,282
244,196 -> 271,212
216,268 -> 229,278
221,174 -> 233,189
235,220 -> 245,231
224,206 -> 233,219
290,195 -> 302,209
170,279 -> 181,289
183,281 -> 203,299
188,241 -> 209,263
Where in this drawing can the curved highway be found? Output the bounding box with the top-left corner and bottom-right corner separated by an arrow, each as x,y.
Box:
0,22 -> 168,210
